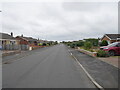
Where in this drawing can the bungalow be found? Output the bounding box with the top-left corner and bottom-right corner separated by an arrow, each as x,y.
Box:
16,35 -> 38,46
0,32 -> 20,50
100,34 -> 120,44
38,40 -> 51,46
38,40 -> 45,45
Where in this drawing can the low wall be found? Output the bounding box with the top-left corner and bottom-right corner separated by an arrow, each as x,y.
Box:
29,45 -> 46,51
77,49 -> 97,57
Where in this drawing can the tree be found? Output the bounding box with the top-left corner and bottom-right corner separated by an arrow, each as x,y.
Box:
100,40 -> 108,46
84,42 -> 92,50
84,38 -> 99,46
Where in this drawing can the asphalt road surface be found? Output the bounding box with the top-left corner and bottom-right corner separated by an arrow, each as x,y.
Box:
70,48 -> 118,88
2,44 -> 97,88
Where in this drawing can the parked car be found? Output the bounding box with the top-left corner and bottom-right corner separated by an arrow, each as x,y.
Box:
100,42 -> 120,56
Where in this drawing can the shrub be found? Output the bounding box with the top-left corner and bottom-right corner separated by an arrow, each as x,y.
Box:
46,44 -> 49,46
97,50 -> 109,57
89,49 -> 94,52
100,40 -> 108,46
76,41 -> 84,47
70,43 -> 75,48
38,43 -> 42,46
67,43 -> 71,46
42,43 -> 46,46
84,42 -> 92,50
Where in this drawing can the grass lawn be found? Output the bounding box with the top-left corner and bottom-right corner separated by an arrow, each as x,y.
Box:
111,56 -> 120,58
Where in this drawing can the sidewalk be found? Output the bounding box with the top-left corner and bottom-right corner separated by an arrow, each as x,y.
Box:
70,48 -> 118,88
98,56 -> 119,68
2,50 -> 21,57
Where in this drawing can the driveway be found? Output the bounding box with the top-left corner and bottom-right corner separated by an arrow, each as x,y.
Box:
98,56 -> 119,68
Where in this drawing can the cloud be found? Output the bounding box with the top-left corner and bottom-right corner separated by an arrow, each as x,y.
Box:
2,2 -> 118,41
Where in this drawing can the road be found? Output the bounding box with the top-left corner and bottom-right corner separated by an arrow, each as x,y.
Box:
2,44 -> 97,88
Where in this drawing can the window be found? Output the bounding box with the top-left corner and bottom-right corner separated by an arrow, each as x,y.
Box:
117,43 -> 120,47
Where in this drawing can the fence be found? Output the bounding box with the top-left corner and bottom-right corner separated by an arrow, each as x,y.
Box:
1,44 -> 29,50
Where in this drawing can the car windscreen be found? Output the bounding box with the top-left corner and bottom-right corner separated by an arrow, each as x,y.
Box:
108,42 -> 119,47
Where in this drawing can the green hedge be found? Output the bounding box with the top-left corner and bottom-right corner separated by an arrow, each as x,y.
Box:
97,50 -> 109,57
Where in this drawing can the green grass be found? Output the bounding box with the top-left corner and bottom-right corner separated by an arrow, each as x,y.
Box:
111,56 -> 120,58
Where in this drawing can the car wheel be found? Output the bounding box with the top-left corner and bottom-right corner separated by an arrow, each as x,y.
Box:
109,50 -> 115,56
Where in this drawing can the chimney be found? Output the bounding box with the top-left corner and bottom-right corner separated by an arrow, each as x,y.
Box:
21,34 -> 23,37
11,32 -> 13,37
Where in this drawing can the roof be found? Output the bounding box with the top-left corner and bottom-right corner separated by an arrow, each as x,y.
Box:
38,40 -> 50,43
105,34 -> 120,40
0,33 -> 15,40
16,36 -> 38,42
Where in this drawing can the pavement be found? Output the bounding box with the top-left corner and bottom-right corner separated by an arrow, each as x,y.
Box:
2,44 -> 97,88
70,48 -> 119,88
2,50 -> 21,57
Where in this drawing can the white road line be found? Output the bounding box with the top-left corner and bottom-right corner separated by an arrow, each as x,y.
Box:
68,49 -> 104,90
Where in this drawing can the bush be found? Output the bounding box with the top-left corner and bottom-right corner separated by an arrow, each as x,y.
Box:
46,44 -> 49,46
76,41 -> 84,47
70,43 -> 75,48
97,50 -> 109,57
38,43 -> 42,46
100,40 -> 108,46
84,42 -> 92,50
67,43 -> 70,46
89,49 -> 94,52
42,43 -> 46,46
84,38 -> 99,46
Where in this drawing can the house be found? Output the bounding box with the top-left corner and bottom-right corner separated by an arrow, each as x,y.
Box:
100,34 -> 120,44
0,32 -> 20,50
38,40 -> 52,46
38,39 -> 45,45
16,35 -> 38,46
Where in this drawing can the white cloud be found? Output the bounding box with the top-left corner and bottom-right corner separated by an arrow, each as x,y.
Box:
1,2 -> 118,41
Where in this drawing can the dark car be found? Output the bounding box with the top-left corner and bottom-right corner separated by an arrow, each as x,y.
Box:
100,42 -> 120,56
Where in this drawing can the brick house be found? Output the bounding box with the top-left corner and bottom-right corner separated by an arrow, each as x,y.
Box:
100,34 -> 120,44
16,35 -> 38,46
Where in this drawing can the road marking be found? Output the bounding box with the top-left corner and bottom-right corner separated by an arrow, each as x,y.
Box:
68,49 -> 104,90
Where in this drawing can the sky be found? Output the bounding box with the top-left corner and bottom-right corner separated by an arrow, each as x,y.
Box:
0,0 -> 118,41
